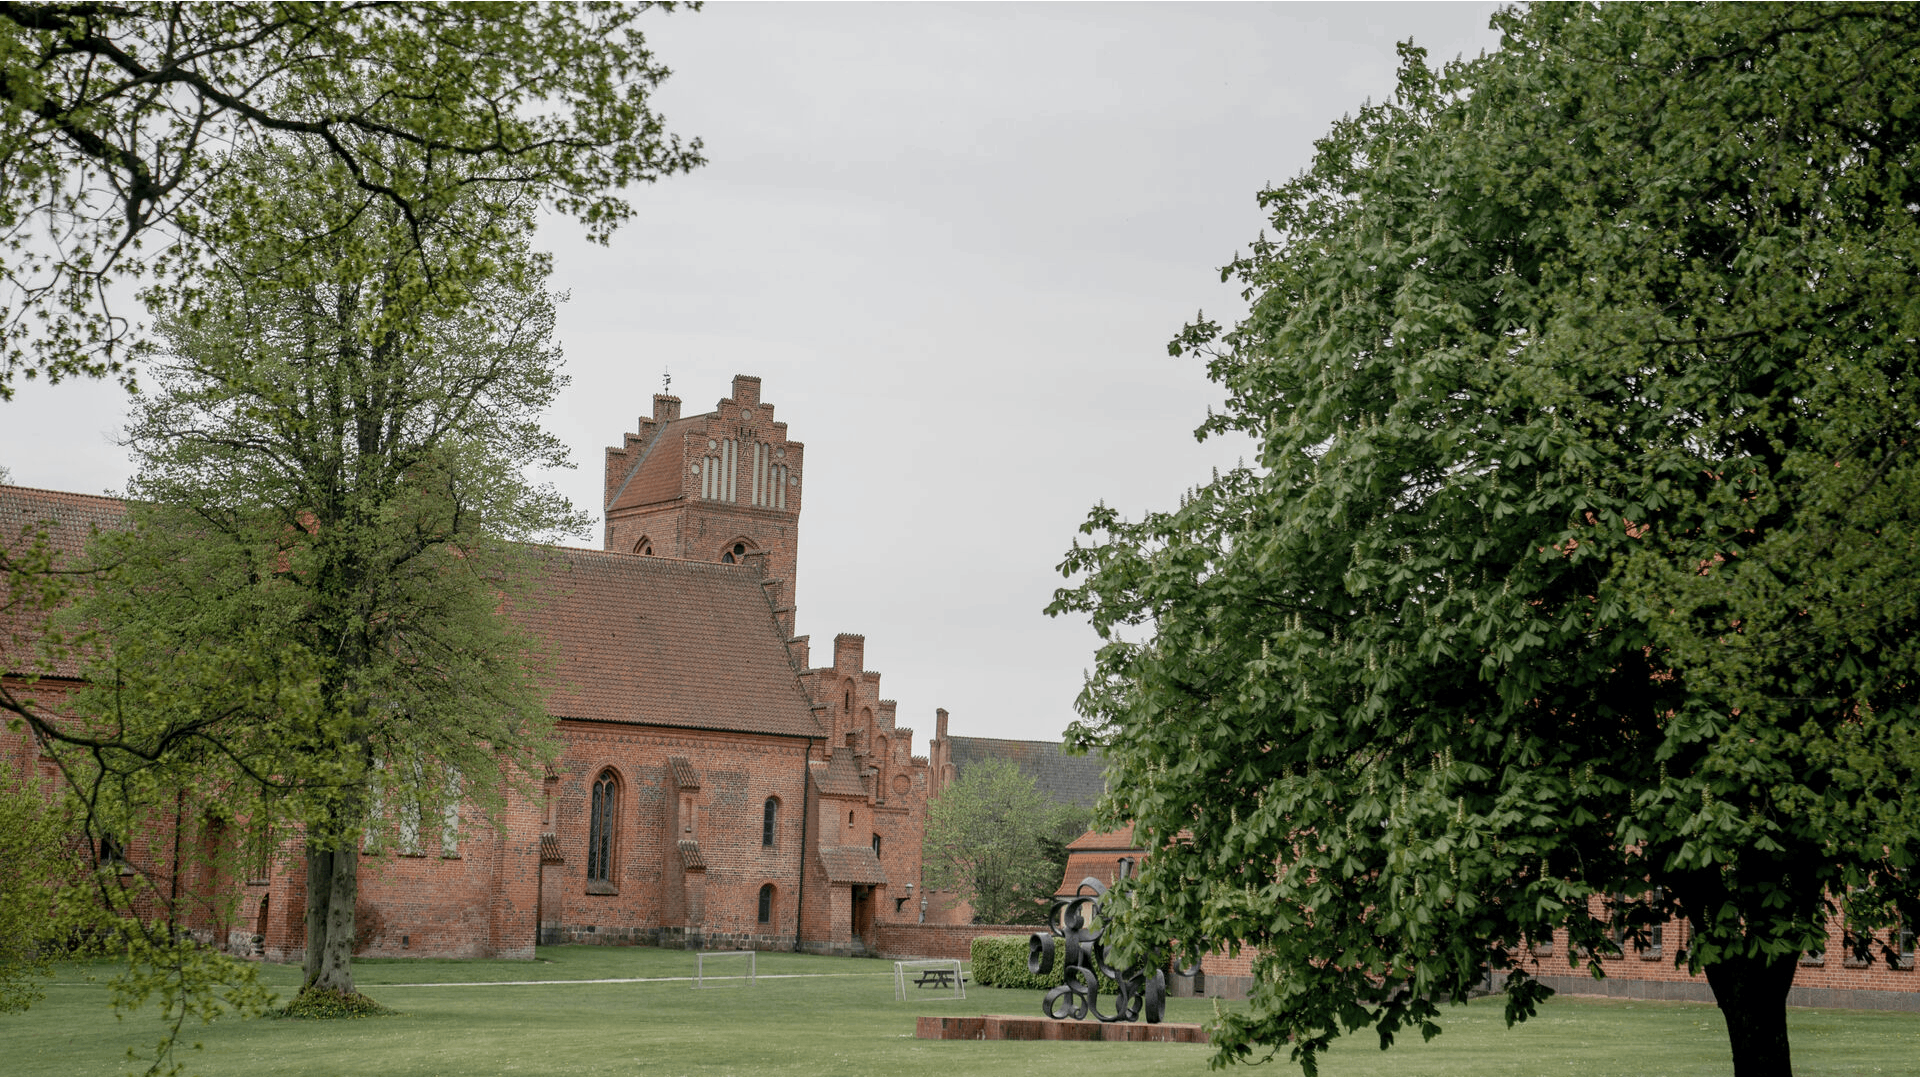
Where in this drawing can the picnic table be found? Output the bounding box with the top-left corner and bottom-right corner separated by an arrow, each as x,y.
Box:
913,968 -> 965,989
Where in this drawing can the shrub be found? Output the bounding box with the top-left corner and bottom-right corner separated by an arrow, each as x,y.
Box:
969,934 -> 1117,993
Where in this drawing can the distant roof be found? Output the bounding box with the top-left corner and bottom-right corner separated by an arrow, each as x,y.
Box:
947,735 -> 1107,810
1065,825 -> 1137,852
525,548 -> 824,740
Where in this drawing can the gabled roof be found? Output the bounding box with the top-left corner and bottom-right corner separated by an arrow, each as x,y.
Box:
0,484 -> 825,741
1065,825 -> 1139,852
606,414 -> 709,513
810,750 -> 871,798
526,548 -> 824,740
947,735 -> 1108,810
818,844 -> 888,885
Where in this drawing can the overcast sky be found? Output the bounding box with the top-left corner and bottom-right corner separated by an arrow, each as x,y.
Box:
0,3 -> 1503,746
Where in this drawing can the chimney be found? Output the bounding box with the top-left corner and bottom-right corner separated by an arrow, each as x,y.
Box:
653,394 -> 681,421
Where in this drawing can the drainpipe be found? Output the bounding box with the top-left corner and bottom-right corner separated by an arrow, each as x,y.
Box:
793,735 -> 814,953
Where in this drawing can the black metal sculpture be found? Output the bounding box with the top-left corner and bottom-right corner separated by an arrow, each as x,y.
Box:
1027,869 -> 1169,1024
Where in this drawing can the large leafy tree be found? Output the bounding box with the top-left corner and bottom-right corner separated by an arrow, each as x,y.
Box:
45,147 -> 581,1014
1049,6 -> 1920,1077
923,758 -> 1090,925
0,1 -> 702,398
0,2 -> 702,1031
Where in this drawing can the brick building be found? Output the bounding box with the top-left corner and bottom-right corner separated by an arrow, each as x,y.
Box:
1052,827 -> 1920,1011
1,374 -> 983,960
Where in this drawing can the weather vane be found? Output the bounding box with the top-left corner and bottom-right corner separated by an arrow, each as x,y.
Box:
663,367 -> 672,394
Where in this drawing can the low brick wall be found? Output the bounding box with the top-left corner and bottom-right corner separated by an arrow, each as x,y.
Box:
871,923 -> 1038,961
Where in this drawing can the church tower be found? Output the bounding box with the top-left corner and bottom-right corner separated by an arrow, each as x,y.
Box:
602,374 -> 804,627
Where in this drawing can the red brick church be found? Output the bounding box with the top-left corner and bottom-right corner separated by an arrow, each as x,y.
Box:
2,375 -> 995,960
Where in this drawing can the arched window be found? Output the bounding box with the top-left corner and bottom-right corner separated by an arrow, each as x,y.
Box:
721,540 -> 748,564
758,883 -> 775,924
634,536 -> 653,556
762,797 -> 778,847
587,771 -> 618,889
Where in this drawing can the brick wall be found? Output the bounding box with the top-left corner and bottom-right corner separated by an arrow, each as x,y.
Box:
872,923 -> 1039,961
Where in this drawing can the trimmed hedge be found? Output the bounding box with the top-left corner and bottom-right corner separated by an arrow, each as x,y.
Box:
969,934 -> 1118,992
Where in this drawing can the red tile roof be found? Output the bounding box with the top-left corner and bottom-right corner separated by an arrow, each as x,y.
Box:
677,839 -> 706,870
818,844 -> 888,885
606,414 -> 709,513
523,547 -> 824,740
668,756 -> 700,788
2,485 -> 826,743
810,751 -> 871,798
1065,825 -> 1139,851
1,485 -> 126,678
0,485 -> 127,558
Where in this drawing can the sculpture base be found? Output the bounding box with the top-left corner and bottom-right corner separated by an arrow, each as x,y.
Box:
915,1015 -> 1210,1043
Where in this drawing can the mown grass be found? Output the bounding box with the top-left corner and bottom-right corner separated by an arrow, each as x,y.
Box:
8,945 -> 1918,1076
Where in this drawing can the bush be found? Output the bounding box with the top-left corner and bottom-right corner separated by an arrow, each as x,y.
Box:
969,934 -> 1117,993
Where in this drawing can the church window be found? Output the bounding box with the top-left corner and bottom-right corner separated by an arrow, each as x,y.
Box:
587,771 -> 618,890
441,770 -> 462,858
871,833 -> 882,857
762,797 -> 778,846
722,541 -> 748,564
634,536 -> 653,556
758,883 -> 775,924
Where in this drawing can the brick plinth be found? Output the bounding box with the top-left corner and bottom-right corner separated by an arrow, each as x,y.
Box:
916,1015 -> 1209,1043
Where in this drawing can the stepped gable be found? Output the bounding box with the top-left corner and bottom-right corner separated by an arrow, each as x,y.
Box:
521,546 -> 823,739
946,735 -> 1107,809
605,411 -> 710,513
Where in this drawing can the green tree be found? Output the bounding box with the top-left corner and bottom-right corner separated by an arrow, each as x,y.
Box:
1048,6 -> 1920,1077
923,758 -> 1090,925
47,149 -> 578,1016
0,1 -> 702,398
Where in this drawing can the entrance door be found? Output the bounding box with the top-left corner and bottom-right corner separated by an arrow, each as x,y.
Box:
851,885 -> 873,951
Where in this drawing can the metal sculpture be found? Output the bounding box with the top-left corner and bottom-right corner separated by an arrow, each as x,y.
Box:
1027,869 -> 1169,1024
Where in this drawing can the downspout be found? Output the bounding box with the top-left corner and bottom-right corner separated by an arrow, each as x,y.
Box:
794,735 -> 814,953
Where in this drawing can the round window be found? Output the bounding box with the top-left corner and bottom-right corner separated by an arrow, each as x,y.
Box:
733,543 -> 746,556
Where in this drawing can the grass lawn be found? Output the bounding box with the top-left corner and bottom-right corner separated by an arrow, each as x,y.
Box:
6,945 -> 1916,1076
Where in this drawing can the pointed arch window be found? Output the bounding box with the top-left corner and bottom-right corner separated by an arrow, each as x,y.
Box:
758,883 -> 775,924
587,771 -> 618,892
762,797 -> 779,847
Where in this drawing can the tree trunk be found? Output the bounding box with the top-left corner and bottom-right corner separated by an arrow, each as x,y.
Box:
1702,951 -> 1797,1077
300,843 -> 358,995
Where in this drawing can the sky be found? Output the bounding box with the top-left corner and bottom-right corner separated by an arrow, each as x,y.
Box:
0,3 -> 1504,745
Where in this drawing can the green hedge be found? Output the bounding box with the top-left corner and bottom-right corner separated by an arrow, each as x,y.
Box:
969,934 -> 1118,992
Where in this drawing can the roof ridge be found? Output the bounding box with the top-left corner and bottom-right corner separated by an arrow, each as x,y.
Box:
0,483 -> 128,506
